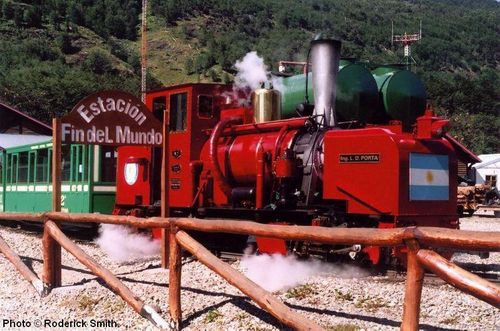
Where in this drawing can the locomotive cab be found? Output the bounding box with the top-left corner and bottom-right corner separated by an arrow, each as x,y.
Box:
115,84 -> 230,216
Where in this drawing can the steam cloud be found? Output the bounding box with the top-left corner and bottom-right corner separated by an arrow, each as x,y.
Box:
95,224 -> 160,262
240,254 -> 368,292
229,51 -> 284,105
234,51 -> 269,91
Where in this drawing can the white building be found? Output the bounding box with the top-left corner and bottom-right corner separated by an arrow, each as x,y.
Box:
472,154 -> 500,189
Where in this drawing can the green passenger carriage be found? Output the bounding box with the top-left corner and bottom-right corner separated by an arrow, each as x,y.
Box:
0,135 -> 116,216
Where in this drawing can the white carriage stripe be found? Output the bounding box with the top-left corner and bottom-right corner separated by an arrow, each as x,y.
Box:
410,168 -> 449,186
3,184 -> 110,193
35,186 -> 48,192
16,185 -> 28,192
93,186 -> 116,192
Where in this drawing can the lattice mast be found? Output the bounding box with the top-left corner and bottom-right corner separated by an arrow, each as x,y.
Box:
141,0 -> 148,102
392,20 -> 422,70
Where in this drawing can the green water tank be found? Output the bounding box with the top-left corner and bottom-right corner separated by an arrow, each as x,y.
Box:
372,66 -> 427,131
280,60 -> 380,123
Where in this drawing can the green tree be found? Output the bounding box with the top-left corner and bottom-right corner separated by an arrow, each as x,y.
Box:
2,1 -> 13,20
13,6 -> 23,27
68,2 -> 84,26
57,33 -> 76,54
184,58 -> 195,75
23,7 -> 42,28
84,49 -> 113,75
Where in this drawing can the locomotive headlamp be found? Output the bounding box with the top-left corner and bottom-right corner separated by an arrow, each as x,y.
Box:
124,162 -> 139,185
124,157 -> 147,185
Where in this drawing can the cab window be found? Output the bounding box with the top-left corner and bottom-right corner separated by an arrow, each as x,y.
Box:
169,92 -> 187,132
153,96 -> 166,122
198,95 -> 214,119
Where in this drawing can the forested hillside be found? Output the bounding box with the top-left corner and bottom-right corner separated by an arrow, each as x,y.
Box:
0,0 -> 498,153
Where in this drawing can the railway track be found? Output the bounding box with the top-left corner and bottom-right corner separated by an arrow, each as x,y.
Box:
384,269 -> 500,285
219,251 -> 500,284
2,222 -> 499,284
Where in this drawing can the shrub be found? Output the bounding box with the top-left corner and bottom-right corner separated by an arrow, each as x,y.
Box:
84,49 -> 113,75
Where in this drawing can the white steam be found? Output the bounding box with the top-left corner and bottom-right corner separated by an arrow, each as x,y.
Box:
240,254 -> 368,292
95,224 -> 160,262
234,51 -> 269,91
229,51 -> 284,106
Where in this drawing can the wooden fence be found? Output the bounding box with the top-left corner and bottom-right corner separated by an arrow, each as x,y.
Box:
0,211 -> 499,331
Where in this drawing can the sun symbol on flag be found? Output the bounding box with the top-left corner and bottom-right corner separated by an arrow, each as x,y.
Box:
426,170 -> 434,184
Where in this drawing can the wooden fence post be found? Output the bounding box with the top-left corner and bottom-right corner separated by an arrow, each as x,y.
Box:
161,109 -> 170,268
169,224 -> 182,330
175,230 -> 324,331
401,239 -> 424,331
43,118 -> 62,293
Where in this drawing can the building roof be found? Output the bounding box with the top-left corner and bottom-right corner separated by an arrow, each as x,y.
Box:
0,102 -> 52,135
473,154 -> 500,169
0,134 -> 51,150
444,134 -> 481,164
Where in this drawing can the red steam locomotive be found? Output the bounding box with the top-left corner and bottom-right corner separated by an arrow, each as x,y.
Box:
113,39 -> 463,264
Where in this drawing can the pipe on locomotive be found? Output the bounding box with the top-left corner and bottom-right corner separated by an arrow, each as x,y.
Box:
310,39 -> 342,127
209,116 -> 243,197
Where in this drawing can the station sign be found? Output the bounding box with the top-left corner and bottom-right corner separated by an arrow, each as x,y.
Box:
61,90 -> 162,146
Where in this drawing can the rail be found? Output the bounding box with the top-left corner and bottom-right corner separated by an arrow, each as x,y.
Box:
0,211 -> 499,331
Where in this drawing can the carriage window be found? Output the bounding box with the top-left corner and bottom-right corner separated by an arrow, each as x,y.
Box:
28,152 -> 36,183
48,149 -> 52,183
153,96 -> 166,122
71,146 -> 79,182
100,146 -> 116,183
5,155 -> 9,183
61,145 -> 71,181
7,154 -> 16,183
73,145 -> 88,182
36,149 -> 49,182
169,92 -> 187,132
81,146 -> 88,182
0,154 -> 3,185
198,95 -> 214,119
18,152 -> 28,183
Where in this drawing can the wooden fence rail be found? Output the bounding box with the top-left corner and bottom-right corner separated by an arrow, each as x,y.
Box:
44,220 -> 171,329
0,234 -> 44,295
0,211 -> 499,331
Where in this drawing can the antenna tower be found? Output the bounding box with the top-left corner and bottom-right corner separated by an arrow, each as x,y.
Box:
141,0 -> 148,102
391,20 -> 422,70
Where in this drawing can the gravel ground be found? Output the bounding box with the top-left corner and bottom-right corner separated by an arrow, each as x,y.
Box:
0,215 -> 499,331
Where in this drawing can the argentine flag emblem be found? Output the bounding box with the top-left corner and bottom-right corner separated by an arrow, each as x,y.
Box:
409,153 -> 449,201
